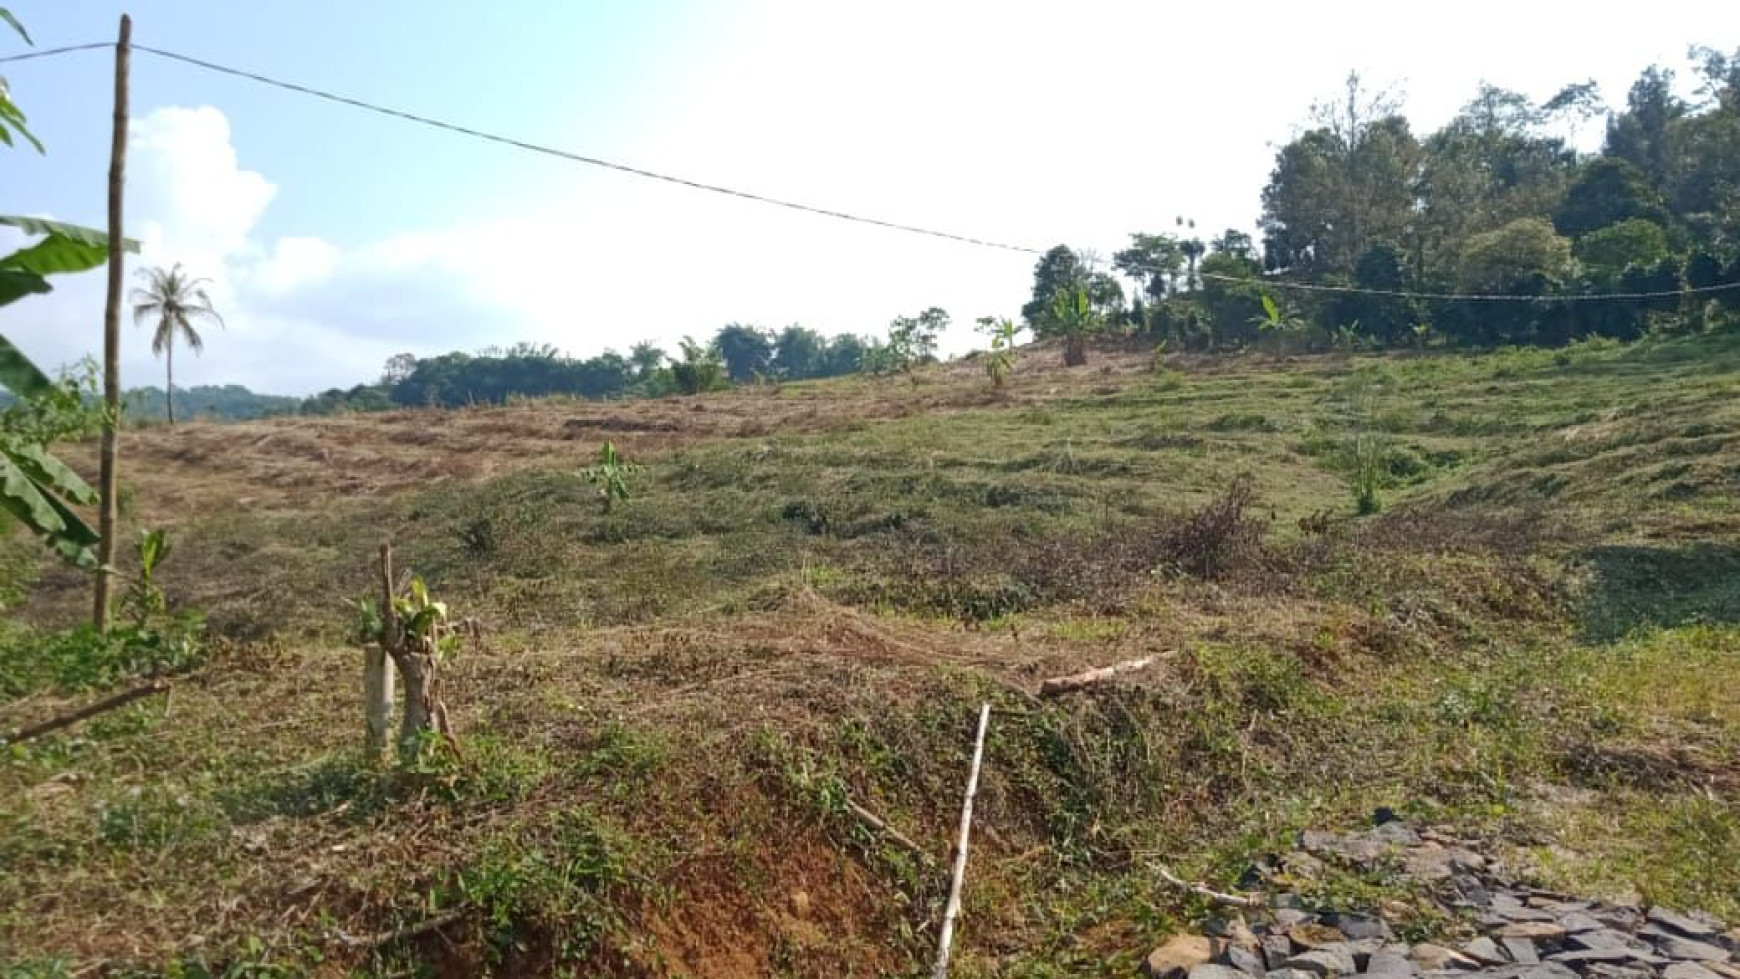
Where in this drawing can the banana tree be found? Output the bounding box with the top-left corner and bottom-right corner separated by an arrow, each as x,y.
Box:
0,216 -> 138,566
1048,284 -> 1101,367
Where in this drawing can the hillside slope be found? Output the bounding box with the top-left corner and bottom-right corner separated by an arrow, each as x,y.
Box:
3,335 -> 1738,977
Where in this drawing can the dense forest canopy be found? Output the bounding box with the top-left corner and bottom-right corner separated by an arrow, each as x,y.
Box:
1018,49 -> 1740,353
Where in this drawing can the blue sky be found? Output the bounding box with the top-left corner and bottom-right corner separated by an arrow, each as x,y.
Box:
0,1 -> 1733,394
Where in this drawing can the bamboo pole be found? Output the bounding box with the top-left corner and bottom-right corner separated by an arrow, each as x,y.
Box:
92,13 -> 130,631
932,702 -> 991,979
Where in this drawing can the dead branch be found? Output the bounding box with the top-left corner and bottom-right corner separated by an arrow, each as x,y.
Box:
844,797 -> 936,867
1037,655 -> 1159,697
3,678 -> 171,745
332,908 -> 468,949
1145,859 -> 1266,909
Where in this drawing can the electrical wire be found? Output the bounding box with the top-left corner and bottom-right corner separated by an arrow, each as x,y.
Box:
11,40 -> 1740,305
0,41 -> 111,64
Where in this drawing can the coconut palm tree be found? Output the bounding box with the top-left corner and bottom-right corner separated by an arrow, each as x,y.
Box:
130,264 -> 224,424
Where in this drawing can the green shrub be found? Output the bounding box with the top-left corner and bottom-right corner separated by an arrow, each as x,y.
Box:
0,617 -> 206,698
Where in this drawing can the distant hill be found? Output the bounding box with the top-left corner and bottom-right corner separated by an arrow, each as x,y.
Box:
121,385 -> 303,422
1,383 -> 302,422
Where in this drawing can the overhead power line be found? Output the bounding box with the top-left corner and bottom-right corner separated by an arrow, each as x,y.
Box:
130,44 -> 1038,255
9,40 -> 1740,306
0,41 -> 111,64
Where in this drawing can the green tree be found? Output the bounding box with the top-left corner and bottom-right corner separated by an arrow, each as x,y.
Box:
129,264 -> 225,425
886,307 -> 948,370
821,333 -> 868,375
1036,284 -> 1100,366
772,324 -> 827,379
1260,73 -> 1418,277
1113,233 -> 1184,300
1457,217 -> 1573,294
1603,66 -> 1687,190
1414,84 -> 1581,279
711,323 -> 773,383
1554,159 -> 1670,239
670,337 -> 727,395
1194,251 -> 1267,349
628,340 -> 666,378
1574,219 -> 1670,278
1022,245 -> 1086,326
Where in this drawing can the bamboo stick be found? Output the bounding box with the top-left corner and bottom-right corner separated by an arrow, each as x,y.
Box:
932,702 -> 991,979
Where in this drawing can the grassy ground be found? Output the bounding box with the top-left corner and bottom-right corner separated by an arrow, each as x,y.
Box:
2,331 -> 1738,977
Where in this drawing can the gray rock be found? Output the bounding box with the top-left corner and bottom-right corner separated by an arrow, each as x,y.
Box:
1263,935 -> 1295,970
1664,964 -> 1725,979
1501,940 -> 1540,965
1494,922 -> 1568,942
1462,938 -> 1510,966
1594,908 -> 1644,932
1286,946 -> 1358,976
1651,935 -> 1730,962
1322,913 -> 1391,941
1289,924 -> 1351,950
1413,945 -> 1481,971
1548,948 -> 1669,967
1555,912 -> 1606,934
1366,945 -> 1419,977
1369,822 -> 1422,846
1495,906 -> 1561,924
1265,970 -> 1321,979
1191,965 -> 1257,979
1583,965 -> 1655,979
1649,908 -> 1723,940
1567,930 -> 1652,953
1302,832 -> 1388,865
1516,964 -> 1579,979
1276,909 -> 1316,930
1228,945 -> 1268,976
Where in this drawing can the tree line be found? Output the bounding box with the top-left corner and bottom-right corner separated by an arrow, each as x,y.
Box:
296,314 -> 953,414
1020,47 -> 1740,355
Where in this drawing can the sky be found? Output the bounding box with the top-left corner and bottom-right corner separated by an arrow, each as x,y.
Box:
0,0 -> 1733,396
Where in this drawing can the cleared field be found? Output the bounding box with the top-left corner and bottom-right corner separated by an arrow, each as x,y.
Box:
3,334 -> 1738,977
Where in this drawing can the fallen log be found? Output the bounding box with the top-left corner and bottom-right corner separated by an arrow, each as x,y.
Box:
1037,655 -> 1157,697
2,678 -> 171,745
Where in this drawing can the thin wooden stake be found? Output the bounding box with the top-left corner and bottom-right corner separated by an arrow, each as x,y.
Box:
92,13 -> 130,632
366,541 -> 398,758
932,702 -> 991,979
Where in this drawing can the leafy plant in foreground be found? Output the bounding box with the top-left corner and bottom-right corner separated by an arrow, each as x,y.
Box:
0,12 -> 138,566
